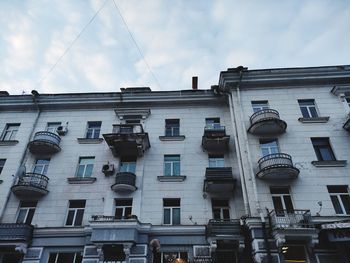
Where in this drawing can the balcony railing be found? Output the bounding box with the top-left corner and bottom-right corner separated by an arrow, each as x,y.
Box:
11,173 -> 49,199
206,219 -> 241,236
248,109 -> 287,135
103,124 -> 150,157
202,125 -> 230,153
269,209 -> 313,229
0,223 -> 34,242
91,215 -> 138,222
204,167 -> 236,193
256,153 -> 299,179
28,131 -> 61,155
111,172 -> 137,193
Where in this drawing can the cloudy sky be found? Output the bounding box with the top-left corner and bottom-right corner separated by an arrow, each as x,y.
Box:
0,0 -> 349,94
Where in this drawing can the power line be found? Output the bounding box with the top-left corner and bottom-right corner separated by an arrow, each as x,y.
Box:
38,0 -> 109,85
112,0 -> 162,90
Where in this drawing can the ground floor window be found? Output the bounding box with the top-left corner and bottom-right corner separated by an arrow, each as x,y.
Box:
48,252 -> 82,263
155,252 -> 188,263
282,245 -> 308,263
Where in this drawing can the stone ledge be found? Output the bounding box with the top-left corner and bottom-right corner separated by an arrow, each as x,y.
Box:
159,135 -> 186,141
0,140 -> 19,146
298,116 -> 330,123
77,138 -> 104,144
157,176 -> 186,182
67,177 -> 97,184
311,160 -> 347,167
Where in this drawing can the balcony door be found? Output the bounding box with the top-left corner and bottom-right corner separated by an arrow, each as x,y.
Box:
215,240 -> 237,263
212,199 -> 230,220
270,187 -> 294,216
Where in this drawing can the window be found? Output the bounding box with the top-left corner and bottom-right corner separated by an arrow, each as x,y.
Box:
115,199 -> 132,219
1,123 -> 20,141
33,159 -> 50,175
251,101 -> 269,112
311,138 -> 336,161
346,98 -> 350,108
328,186 -> 350,215
85,121 -> 101,139
119,157 -> 136,173
260,139 -> 279,157
16,201 -> 37,224
46,122 -> 61,133
48,252 -> 82,263
65,200 -> 85,226
205,118 -> 220,129
164,155 -> 180,176
163,198 -> 180,225
165,119 -> 180,136
298,99 -> 318,118
76,157 -> 94,178
209,155 -> 225,168
212,199 -> 230,220
270,187 -> 294,215
155,252 -> 188,263
0,159 -> 6,175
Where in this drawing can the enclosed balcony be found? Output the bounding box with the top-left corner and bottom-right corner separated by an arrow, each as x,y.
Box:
202,124 -> 230,153
103,124 -> 150,157
111,172 -> 137,193
0,223 -> 33,243
256,153 -> 299,180
28,131 -> 61,155
11,173 -> 49,199
206,219 -> 241,237
204,167 -> 236,193
248,109 -> 287,135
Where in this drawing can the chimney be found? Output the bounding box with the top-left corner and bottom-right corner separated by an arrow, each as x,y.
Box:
192,76 -> 198,90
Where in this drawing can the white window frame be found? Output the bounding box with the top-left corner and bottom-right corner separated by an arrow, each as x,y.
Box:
115,199 -> 133,219
271,187 -> 294,214
212,202 -> 230,220
33,159 -> 50,175
165,119 -> 180,136
65,200 -> 85,226
85,121 -> 101,139
208,155 -> 225,168
1,123 -> 20,141
298,99 -> 319,118
260,139 -> 279,157
119,159 -> 136,173
76,157 -> 94,178
164,155 -> 180,176
0,159 -> 6,175
251,101 -> 269,113
328,186 -> 350,215
163,199 -> 180,225
16,202 -> 37,224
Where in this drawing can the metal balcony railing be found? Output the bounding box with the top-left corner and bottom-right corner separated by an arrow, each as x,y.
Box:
0,223 -> 34,242
269,209 -> 313,229
15,173 -> 49,190
91,215 -> 138,222
206,219 -> 241,236
250,109 -> 280,124
32,131 -> 61,146
205,167 -> 233,180
112,124 -> 144,134
115,172 -> 136,186
258,153 -> 294,171
204,123 -> 226,132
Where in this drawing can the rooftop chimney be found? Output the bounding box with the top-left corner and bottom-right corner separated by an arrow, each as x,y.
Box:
192,76 -> 198,90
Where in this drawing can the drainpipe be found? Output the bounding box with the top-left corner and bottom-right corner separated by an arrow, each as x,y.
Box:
0,90 -> 41,221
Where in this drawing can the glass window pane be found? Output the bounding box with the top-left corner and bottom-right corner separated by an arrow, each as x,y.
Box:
272,196 -> 284,215
164,208 -> 170,224
66,210 -> 75,225
223,209 -> 230,219
173,162 -> 180,176
125,207 -> 132,217
340,195 -> 350,215
213,208 -> 221,220
16,209 -> 27,223
48,253 -> 58,263
76,165 -> 84,177
25,208 -> 35,224
164,163 -> 171,176
84,164 -> 93,177
309,107 -> 318,117
172,208 -> 180,225
74,209 -> 84,226
57,253 -> 75,263
319,147 -> 335,161
115,208 -> 123,219
283,196 -> 294,213
330,196 -> 343,214
300,107 -> 310,118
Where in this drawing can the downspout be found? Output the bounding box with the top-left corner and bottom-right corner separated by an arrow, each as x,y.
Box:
0,90 -> 41,221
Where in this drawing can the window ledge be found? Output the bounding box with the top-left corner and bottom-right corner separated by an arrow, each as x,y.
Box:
67,177 -> 97,184
0,140 -> 19,146
311,160 -> 347,167
159,135 -> 185,141
77,138 -> 103,144
157,175 -> 186,182
298,117 -> 330,123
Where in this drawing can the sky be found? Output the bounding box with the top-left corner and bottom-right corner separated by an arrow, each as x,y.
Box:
0,0 -> 350,95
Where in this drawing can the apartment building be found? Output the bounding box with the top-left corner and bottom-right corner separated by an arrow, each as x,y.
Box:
0,65 -> 350,263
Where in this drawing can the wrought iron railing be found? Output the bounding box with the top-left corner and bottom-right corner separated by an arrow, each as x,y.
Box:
32,131 -> 61,146
115,172 -> 136,186
15,173 -> 49,190
91,215 -> 138,222
258,153 -> 294,171
250,109 -> 280,124
269,209 -> 313,229
204,124 -> 226,132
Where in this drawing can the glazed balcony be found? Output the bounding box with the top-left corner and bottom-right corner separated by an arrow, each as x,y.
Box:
256,153 -> 299,180
206,219 -> 241,237
0,223 -> 33,242
103,124 -> 150,157
204,167 -> 236,193
111,172 -> 137,193
269,209 -> 313,229
11,173 -> 49,199
248,109 -> 287,135
202,124 -> 230,153
28,131 -> 61,155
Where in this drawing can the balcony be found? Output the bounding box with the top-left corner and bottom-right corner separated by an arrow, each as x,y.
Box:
248,109 -> 287,135
103,124 -> 150,157
11,173 -> 49,199
256,153 -> 299,180
204,167 -> 236,193
111,172 -> 137,193
0,223 -> 33,243
28,131 -> 61,155
202,124 -> 230,153
206,219 -> 241,237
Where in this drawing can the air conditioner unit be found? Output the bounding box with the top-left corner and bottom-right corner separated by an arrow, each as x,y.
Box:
56,125 -> 68,135
102,163 -> 114,176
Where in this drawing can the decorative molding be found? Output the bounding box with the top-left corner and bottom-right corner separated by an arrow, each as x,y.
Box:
114,108 -> 151,120
298,116 -> 330,123
159,135 -> 185,141
67,177 -> 97,184
157,176 -> 186,182
0,140 -> 19,146
311,160 -> 347,167
77,138 -> 104,144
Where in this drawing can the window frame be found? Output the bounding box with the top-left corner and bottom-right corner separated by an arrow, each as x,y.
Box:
251,101 -> 269,113
163,155 -> 181,176
270,187 -> 294,215
212,199 -> 230,220
115,199 -> 133,219
328,186 -> 350,215
46,122 -> 62,133
48,252 -> 82,263
165,119 -> 180,137
208,155 -> 225,168
76,157 -> 95,178
311,138 -> 336,161
119,157 -> 136,173
1,123 -> 20,141
16,201 -> 37,224
259,139 -> 279,157
163,199 -> 181,225
85,121 -> 102,139
0,159 -> 6,175
33,159 -> 50,175
298,99 -> 319,118
65,200 -> 86,227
